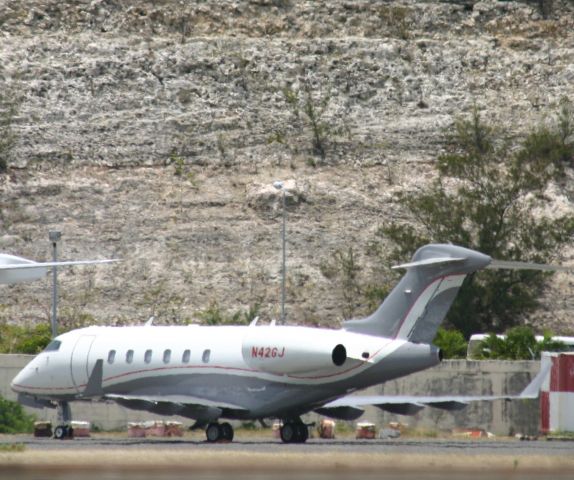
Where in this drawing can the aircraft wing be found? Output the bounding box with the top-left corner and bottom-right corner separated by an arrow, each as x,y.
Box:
105,393 -> 248,411
0,254 -> 119,284
104,393 -> 249,422
0,259 -> 119,269
316,363 -> 550,419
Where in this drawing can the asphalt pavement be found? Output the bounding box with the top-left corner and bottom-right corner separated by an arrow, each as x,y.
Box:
4,434 -> 574,456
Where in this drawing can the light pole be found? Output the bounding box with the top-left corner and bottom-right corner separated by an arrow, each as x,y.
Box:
273,181 -> 286,324
49,231 -> 61,338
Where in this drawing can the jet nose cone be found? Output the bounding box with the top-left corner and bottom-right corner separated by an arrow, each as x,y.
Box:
11,365 -> 36,393
11,370 -> 26,393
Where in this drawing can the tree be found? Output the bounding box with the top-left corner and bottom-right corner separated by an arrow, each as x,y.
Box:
433,327 -> 468,359
377,105 -> 574,337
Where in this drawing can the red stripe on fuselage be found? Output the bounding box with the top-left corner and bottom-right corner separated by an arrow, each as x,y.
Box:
13,345 -> 391,393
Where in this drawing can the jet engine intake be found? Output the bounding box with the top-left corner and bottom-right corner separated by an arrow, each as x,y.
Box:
331,344 -> 346,366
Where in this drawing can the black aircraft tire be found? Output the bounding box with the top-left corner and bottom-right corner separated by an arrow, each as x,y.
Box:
296,424 -> 308,443
206,423 -> 222,443
280,423 -> 296,443
53,426 -> 66,440
220,422 -> 234,442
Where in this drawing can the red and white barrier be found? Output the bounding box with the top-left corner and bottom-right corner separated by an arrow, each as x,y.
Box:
540,352 -> 574,433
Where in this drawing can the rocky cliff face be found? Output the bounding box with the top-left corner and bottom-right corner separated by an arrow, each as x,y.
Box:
1,0 -> 573,332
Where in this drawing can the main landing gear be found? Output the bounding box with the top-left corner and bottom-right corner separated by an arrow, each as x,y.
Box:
205,422 -> 234,443
54,401 -> 74,440
279,420 -> 309,444
53,424 -> 74,440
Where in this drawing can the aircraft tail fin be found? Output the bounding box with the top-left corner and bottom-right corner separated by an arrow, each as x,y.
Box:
343,244 -> 492,343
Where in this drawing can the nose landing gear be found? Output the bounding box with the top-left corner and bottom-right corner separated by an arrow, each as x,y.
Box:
53,424 -> 74,440
54,401 -> 74,439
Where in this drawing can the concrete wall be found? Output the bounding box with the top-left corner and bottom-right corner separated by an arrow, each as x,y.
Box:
363,360 -> 540,436
1,355 -> 540,434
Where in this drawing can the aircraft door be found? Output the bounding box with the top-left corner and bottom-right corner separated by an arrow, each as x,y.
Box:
70,335 -> 96,393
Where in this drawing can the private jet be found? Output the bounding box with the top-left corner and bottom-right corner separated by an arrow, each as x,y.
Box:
10,244 -> 556,442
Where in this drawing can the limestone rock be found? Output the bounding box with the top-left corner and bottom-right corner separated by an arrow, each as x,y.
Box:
246,179 -> 307,213
0,0 -> 573,332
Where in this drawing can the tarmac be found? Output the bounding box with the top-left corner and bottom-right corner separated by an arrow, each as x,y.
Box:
1,434 -> 574,478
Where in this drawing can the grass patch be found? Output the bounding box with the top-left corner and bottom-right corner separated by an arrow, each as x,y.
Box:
0,444 -> 25,453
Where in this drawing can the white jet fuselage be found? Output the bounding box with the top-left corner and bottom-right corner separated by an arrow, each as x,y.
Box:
11,324 -> 440,420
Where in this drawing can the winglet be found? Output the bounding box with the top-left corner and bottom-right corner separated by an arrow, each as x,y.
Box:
82,359 -> 104,397
518,362 -> 551,399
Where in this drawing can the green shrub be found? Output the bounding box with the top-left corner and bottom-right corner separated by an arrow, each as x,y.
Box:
196,301 -> 260,326
0,323 -> 52,354
0,396 -> 35,434
282,84 -> 332,161
433,327 -> 468,359
477,326 -> 568,360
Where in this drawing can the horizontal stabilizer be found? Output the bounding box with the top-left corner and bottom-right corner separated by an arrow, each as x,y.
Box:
488,259 -> 572,272
392,257 -> 466,270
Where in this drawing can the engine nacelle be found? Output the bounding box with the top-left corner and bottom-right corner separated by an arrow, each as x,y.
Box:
242,326 -> 348,375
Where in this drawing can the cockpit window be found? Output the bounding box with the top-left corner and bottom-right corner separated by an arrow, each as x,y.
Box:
43,340 -> 61,352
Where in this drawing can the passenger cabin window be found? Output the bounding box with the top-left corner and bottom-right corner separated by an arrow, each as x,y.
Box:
182,350 -> 190,364
126,350 -> 134,364
43,340 -> 61,352
144,349 -> 152,364
107,350 -> 116,364
202,349 -> 211,364
163,349 -> 171,364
